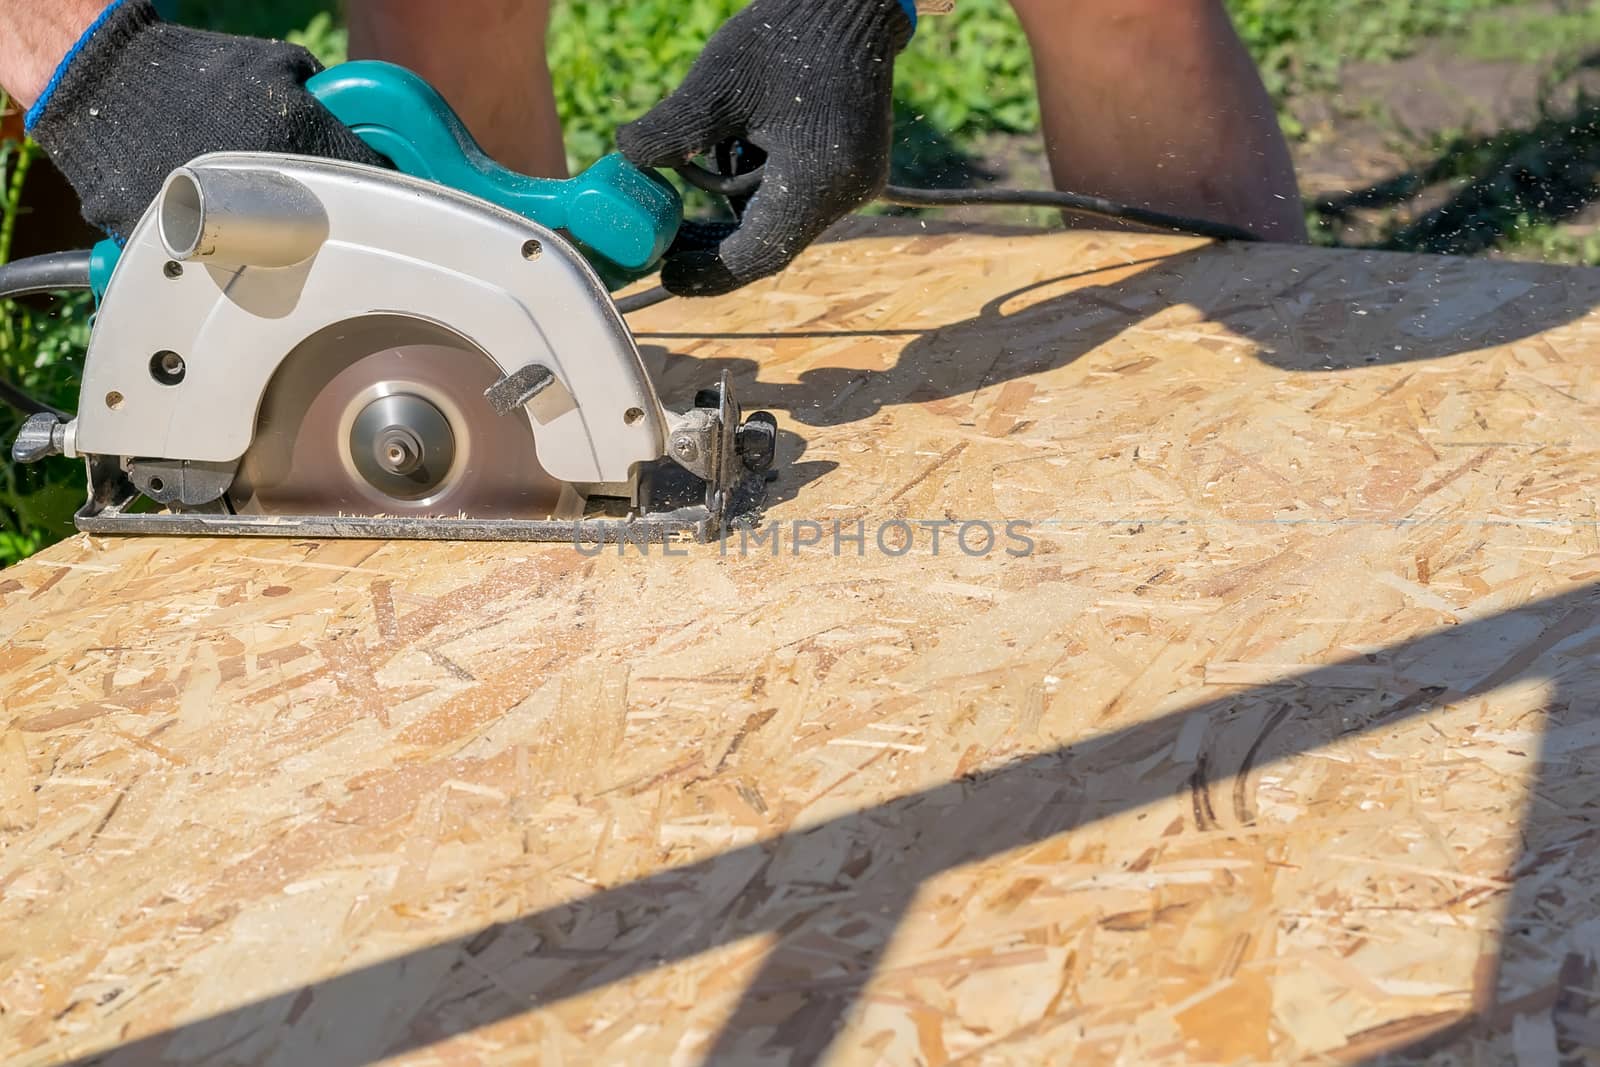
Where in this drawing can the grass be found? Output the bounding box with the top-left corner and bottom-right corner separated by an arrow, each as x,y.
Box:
1456,2 -> 1600,63
1229,0 -> 1523,99
1499,221 -> 1600,265
2,0 -> 1598,565
1308,31 -> 1600,268
1382,96 -> 1600,260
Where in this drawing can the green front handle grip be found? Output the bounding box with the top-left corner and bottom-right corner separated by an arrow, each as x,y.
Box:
307,60 -> 681,287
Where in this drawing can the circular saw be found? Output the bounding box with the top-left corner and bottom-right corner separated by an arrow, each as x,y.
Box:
10,62 -> 777,544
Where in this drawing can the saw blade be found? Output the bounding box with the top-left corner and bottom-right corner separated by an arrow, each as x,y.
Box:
226,317 -> 567,520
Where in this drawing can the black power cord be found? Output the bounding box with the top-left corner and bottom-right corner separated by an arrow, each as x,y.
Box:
0,250 -> 94,416
0,249 -> 93,298
615,162 -> 1266,315
878,184 -> 1261,243
676,160 -> 1261,243
0,378 -> 65,418
614,286 -> 679,314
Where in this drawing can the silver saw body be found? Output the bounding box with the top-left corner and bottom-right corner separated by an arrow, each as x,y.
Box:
21,154 -> 776,543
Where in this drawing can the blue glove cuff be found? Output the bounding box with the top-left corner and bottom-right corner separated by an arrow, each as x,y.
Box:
25,0 -> 134,131
896,0 -> 919,31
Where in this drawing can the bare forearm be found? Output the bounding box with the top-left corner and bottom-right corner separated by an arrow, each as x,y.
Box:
346,0 -> 567,178
1011,0 -> 1306,241
0,0 -> 105,107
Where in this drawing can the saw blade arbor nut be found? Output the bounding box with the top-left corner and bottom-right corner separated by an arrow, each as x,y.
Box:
377,427 -> 425,476
349,392 -> 458,501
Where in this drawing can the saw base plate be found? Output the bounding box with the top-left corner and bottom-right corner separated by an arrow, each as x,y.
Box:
73,503 -> 711,545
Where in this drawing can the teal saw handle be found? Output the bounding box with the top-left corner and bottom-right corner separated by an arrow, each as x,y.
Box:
307,60 -> 681,286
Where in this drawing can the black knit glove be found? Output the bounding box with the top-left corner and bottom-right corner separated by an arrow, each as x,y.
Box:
618,0 -> 914,296
26,0 -> 387,243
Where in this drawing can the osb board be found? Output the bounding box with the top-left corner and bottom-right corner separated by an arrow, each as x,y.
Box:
4,224 -> 1600,1066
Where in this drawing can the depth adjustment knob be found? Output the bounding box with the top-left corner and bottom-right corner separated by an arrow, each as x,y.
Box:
12,412 -> 69,465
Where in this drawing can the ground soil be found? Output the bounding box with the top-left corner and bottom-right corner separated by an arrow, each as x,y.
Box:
941,26 -> 1600,259
1292,38 -> 1600,251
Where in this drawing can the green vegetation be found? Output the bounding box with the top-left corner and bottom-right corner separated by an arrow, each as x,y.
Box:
0,132 -> 92,565
1456,3 -> 1600,63
551,0 -> 1536,173
1229,0 -> 1522,99
2,0 -> 1598,565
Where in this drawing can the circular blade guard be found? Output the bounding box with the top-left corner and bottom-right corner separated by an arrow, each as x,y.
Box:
228,316 -> 565,519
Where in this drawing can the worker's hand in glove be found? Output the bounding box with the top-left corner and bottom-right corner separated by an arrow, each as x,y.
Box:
618,0 -> 915,296
25,0 -> 386,244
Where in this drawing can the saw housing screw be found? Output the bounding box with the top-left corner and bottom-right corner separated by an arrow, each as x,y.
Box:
521,239 -> 543,261
672,435 -> 700,463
